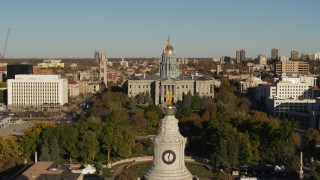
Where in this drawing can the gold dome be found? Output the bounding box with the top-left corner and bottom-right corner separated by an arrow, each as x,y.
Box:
164,44 -> 175,54
163,37 -> 175,54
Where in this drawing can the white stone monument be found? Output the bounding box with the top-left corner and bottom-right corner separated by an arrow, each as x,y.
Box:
144,91 -> 192,180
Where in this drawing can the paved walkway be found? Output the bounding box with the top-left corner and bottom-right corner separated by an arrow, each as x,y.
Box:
111,163 -> 132,179
108,156 -> 211,179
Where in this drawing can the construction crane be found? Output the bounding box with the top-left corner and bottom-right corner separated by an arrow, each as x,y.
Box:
0,28 -> 10,66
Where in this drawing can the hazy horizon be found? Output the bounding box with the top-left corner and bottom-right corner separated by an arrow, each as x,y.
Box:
1,0 -> 319,58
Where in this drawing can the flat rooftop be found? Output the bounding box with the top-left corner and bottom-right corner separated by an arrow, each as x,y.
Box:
16,161 -> 81,180
16,162 -> 60,180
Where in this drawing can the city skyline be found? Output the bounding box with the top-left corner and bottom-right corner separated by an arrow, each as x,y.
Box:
1,0 -> 319,58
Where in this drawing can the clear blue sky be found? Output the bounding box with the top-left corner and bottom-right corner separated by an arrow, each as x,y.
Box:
1,0 -> 319,58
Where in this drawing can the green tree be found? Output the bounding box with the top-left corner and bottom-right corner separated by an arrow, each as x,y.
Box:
202,99 -> 217,121
200,97 -> 208,110
39,141 -> 51,161
238,132 -> 253,164
310,161 -> 320,180
176,106 -> 192,118
238,98 -> 251,114
145,111 -> 159,127
269,119 -> 296,169
101,120 -> 117,162
211,139 -> 228,169
182,91 -> 192,108
0,135 -> 20,159
0,82 -> 7,88
145,104 -> 163,119
135,92 -> 145,104
90,98 -> 109,119
49,137 -> 60,162
129,113 -> 150,135
191,93 -> 201,110
115,124 -> 135,158
101,112 -> 135,162
78,130 -> 99,162
19,121 -> 51,157
59,126 -> 79,163
228,137 -> 239,168
304,128 -> 320,156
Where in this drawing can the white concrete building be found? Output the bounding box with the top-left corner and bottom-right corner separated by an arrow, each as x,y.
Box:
260,72 -> 320,129
280,56 -> 289,61
7,75 -> 68,111
70,63 -> 78,69
258,54 -> 267,66
315,52 -> 320,60
268,74 -> 317,99
240,76 -> 268,94
120,58 -> 129,67
264,73 -> 319,127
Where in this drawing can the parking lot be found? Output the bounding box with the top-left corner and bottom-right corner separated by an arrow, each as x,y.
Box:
0,120 -> 34,136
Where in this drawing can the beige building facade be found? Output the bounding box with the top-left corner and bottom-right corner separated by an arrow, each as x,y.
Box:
7,75 -> 68,111
37,59 -> 65,68
68,82 -> 80,98
78,81 -> 100,95
274,60 -> 309,76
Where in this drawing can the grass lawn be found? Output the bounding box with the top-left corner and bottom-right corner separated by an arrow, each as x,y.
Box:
145,128 -> 157,135
186,162 -> 213,178
123,161 -> 213,178
123,161 -> 152,178
101,162 -> 132,178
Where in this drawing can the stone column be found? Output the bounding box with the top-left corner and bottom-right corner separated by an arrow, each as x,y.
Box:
299,151 -> 304,179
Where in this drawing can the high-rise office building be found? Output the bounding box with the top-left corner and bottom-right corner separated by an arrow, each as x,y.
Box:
7,64 -> 33,80
271,48 -> 279,60
291,50 -> 299,60
236,49 -> 245,63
